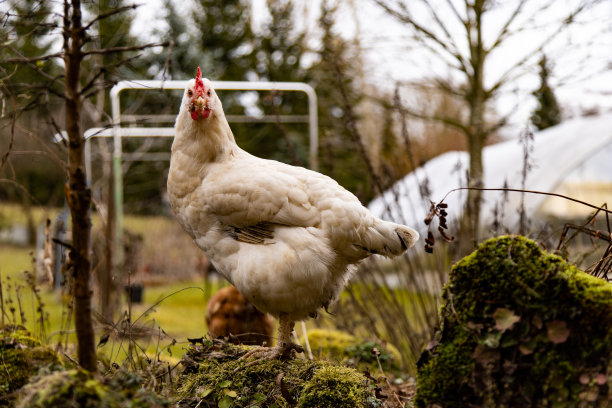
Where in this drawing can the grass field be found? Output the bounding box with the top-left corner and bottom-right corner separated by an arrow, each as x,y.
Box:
0,242 -> 227,363
0,203 -> 441,371
0,202 -> 227,365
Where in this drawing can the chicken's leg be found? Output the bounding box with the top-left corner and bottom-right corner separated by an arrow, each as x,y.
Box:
240,313 -> 304,364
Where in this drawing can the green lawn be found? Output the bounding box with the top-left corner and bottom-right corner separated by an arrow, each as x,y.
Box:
0,204 -> 440,371
0,242 -> 225,364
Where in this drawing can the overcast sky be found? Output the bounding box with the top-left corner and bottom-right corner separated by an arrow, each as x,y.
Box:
134,0 -> 612,134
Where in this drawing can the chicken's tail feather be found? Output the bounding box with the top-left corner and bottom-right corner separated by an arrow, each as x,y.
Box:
396,225 -> 419,252
360,221 -> 419,257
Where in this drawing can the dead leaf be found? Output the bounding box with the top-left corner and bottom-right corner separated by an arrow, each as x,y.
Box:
472,344 -> 500,365
482,332 -> 501,348
493,308 -> 520,332
532,315 -> 543,330
596,374 -> 607,385
546,320 -> 570,344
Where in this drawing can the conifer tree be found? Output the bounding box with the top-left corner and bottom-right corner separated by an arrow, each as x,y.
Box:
531,55 -> 562,131
192,0 -> 255,84
248,0 -> 310,164
0,1 -> 64,225
154,0 -> 202,80
309,0 -> 372,202
0,0 -> 58,112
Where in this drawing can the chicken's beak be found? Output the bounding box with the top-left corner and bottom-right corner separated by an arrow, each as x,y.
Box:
190,96 -> 211,120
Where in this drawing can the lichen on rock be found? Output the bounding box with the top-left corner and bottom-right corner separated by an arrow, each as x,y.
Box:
415,236 -> 612,408
177,338 -> 379,408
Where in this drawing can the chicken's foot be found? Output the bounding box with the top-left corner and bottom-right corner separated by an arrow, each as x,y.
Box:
239,313 -> 303,365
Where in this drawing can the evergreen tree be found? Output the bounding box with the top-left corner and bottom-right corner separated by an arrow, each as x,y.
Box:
0,1 -> 64,208
0,0 -> 59,112
248,0 -> 310,165
83,0 -> 142,116
192,0 -> 255,84
153,0 -> 201,80
531,55 -> 562,131
308,0 -> 372,202
84,0 -> 140,82
190,0 -> 258,153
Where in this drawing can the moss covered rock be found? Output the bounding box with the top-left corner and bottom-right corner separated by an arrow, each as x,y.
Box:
304,329 -> 400,373
177,339 -> 379,407
15,368 -> 170,408
0,326 -> 61,404
415,236 -> 612,408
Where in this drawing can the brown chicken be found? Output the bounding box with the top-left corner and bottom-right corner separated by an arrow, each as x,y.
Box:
206,285 -> 274,346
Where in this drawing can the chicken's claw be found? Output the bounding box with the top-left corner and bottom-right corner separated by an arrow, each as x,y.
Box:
239,342 -> 304,367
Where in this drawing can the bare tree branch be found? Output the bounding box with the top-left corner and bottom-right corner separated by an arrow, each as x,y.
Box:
82,41 -> 167,56
394,103 -> 470,135
487,1 -> 599,96
372,0 -> 468,73
486,0 -> 530,53
81,3 -> 140,32
81,54 -> 142,99
3,44 -> 65,84
0,52 -> 64,64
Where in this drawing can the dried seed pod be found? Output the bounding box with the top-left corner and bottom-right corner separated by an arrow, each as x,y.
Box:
438,226 -> 454,242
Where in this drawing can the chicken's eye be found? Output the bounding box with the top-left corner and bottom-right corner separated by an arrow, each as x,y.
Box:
207,90 -> 211,96
188,90 -> 193,97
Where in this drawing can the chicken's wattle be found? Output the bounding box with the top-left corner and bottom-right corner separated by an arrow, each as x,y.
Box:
190,97 -> 211,120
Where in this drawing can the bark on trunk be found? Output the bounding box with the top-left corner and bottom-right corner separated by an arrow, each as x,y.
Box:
64,0 -> 96,372
459,0 -> 487,254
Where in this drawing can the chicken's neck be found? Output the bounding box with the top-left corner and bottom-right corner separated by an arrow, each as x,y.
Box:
172,109 -> 237,166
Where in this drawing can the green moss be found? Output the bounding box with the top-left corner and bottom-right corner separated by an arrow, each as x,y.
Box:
304,329 -> 400,373
15,369 -> 109,408
416,236 -> 612,408
299,365 -> 375,408
178,339 -> 378,407
0,326 -> 61,402
15,367 -> 170,408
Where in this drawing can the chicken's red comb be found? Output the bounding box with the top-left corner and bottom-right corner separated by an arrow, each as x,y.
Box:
195,66 -> 204,92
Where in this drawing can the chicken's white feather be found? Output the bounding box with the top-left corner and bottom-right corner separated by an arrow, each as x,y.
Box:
168,74 -> 419,324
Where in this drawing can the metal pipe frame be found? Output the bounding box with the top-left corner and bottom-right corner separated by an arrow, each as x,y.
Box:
105,80 -> 318,270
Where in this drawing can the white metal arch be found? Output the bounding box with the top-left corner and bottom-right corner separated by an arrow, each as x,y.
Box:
100,80 -> 318,266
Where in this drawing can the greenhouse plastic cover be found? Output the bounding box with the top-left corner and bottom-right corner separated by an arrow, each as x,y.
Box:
368,113 -> 612,232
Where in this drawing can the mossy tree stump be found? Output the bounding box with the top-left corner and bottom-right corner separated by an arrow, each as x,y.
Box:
416,236 -> 612,408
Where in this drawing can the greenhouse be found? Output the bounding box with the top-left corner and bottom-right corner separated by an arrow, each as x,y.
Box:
369,113 -> 612,231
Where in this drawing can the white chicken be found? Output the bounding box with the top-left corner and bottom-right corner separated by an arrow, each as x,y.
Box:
167,67 -> 419,360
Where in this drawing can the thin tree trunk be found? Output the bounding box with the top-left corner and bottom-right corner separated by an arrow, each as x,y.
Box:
459,0 -> 487,254
64,0 -> 96,372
